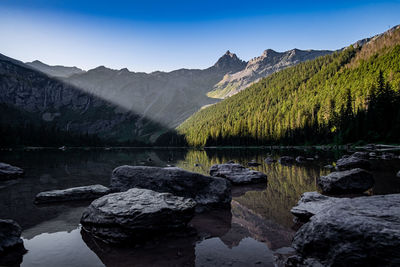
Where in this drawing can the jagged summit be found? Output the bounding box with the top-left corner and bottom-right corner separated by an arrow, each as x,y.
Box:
208,48 -> 333,99
213,50 -> 247,73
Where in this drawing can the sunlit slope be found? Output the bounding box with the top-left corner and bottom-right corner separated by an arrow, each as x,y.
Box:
178,26 -> 400,146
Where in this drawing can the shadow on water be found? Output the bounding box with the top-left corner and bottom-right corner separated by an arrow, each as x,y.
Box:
0,148 -> 399,266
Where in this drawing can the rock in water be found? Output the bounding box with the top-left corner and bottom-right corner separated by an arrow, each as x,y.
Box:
80,188 -> 196,244
295,156 -> 306,163
209,163 -> 267,184
279,156 -> 295,165
292,194 -> 400,266
335,156 -> 371,170
317,168 -> 374,194
350,152 -> 369,159
0,163 -> 24,180
35,184 -> 110,204
264,157 -> 276,164
110,166 -> 231,211
290,192 -> 346,222
0,219 -> 23,253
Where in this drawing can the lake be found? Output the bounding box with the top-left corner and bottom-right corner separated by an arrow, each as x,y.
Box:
1,148 -> 399,266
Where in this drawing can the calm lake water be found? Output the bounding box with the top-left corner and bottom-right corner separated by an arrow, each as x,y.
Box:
1,148 -> 399,267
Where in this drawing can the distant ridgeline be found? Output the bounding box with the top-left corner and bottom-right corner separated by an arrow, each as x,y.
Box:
178,26 -> 400,146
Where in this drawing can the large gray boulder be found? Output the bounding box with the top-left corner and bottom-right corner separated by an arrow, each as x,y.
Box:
35,184 -> 110,204
209,163 -> 267,184
336,156 -> 371,170
317,168 -> 374,194
0,219 -> 23,253
292,194 -> 400,266
110,166 -> 231,211
0,163 -> 24,180
80,188 -> 196,244
290,192 -> 346,222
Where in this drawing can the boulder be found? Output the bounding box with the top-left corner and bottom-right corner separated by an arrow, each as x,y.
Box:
0,219 -> 23,253
292,194 -> 400,266
295,156 -> 306,163
279,156 -> 294,165
110,166 -> 231,211
209,163 -> 267,184
335,156 -> 371,170
317,168 -> 374,194
34,184 -> 110,204
397,171 -> 400,178
264,157 -> 276,164
80,188 -> 196,244
0,163 -> 24,180
290,192 -> 346,222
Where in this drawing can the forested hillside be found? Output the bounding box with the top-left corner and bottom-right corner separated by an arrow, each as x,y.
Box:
178,26 -> 400,146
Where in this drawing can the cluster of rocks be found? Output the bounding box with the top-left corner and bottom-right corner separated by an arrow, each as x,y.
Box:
27,163 -> 267,245
288,151 -> 400,265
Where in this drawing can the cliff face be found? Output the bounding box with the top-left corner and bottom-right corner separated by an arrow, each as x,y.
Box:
208,49 -> 332,99
0,57 -> 164,143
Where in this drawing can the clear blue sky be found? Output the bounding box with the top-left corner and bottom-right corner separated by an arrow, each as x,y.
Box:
0,0 -> 399,72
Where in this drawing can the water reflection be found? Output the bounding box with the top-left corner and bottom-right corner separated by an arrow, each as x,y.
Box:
0,148 -> 399,266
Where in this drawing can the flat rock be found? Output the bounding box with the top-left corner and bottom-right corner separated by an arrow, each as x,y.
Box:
209,163 -> 267,184
80,188 -> 196,244
290,192 -> 346,222
0,163 -> 24,180
279,156 -> 294,165
110,166 -> 231,211
335,156 -> 371,170
0,219 -> 23,253
292,194 -> 400,266
35,184 -> 110,204
317,168 -> 374,194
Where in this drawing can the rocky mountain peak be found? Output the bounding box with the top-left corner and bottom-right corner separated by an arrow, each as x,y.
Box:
213,51 -> 247,73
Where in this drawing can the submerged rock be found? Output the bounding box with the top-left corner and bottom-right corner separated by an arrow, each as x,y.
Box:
247,161 -> 261,167
35,184 -> 110,204
292,193 -> 400,266
110,166 -> 231,211
0,163 -> 24,180
279,156 -> 294,165
80,188 -> 196,244
295,156 -> 306,163
335,156 -> 371,170
264,157 -> 276,164
350,152 -> 369,159
0,219 -> 24,253
209,163 -> 267,184
317,168 -> 374,194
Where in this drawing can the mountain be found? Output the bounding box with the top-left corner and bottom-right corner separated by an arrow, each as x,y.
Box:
26,60 -> 85,78
0,56 -> 169,145
0,51 -> 247,145
178,25 -> 400,146
208,49 -> 332,99
62,51 -> 246,130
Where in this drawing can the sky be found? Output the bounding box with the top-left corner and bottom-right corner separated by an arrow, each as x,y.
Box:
0,0 -> 399,73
